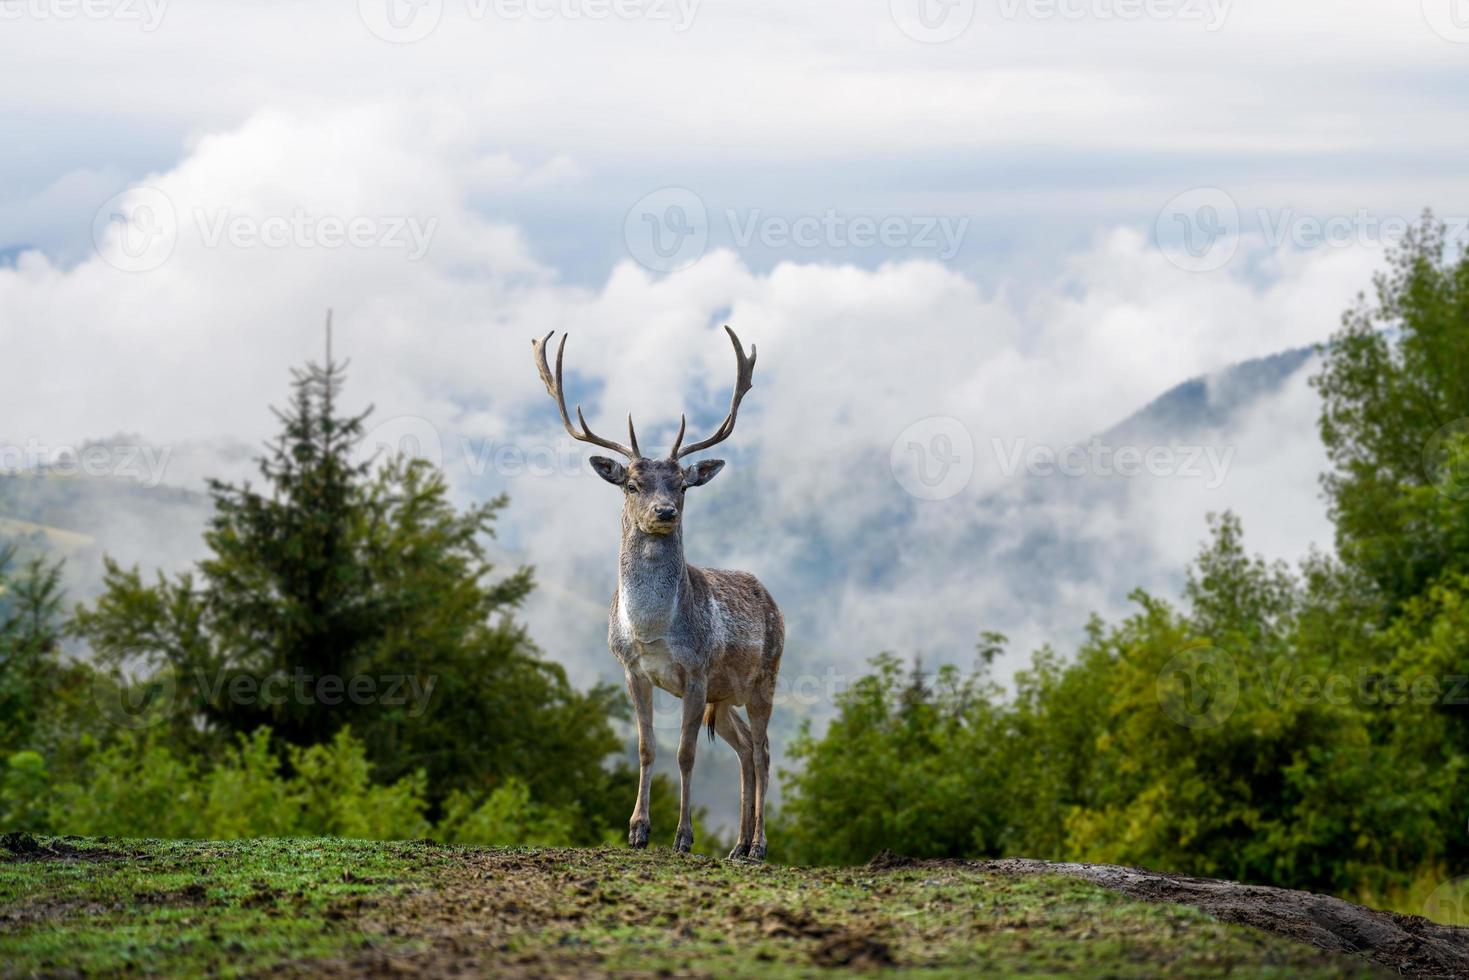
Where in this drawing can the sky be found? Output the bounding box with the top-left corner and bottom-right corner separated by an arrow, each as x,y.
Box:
3,0 -> 1468,704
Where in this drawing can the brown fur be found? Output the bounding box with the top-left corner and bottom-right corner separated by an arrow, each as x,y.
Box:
531,326 -> 783,860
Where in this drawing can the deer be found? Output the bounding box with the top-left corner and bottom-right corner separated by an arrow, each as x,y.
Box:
531,325 -> 784,860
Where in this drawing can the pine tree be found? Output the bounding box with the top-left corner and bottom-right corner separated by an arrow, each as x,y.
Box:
75,328 -> 624,821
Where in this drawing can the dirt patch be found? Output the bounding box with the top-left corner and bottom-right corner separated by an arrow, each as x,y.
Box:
810,931 -> 895,969
957,857 -> 1469,979
865,848 -> 917,871
1,832 -> 123,863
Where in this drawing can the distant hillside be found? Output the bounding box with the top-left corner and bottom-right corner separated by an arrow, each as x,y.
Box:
0,471 -> 210,600
1101,346 -> 1316,444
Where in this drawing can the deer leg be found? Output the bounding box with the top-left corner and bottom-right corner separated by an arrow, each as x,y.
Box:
624,670 -> 654,849
673,678 -> 707,854
746,698 -> 773,861
713,704 -> 756,858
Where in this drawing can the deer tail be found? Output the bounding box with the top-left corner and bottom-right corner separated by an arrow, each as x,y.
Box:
704,703 -> 717,743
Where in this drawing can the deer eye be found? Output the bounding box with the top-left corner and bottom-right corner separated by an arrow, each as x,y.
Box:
625,483 -> 640,494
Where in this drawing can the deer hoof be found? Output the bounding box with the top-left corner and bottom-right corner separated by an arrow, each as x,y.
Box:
628,821 -> 650,849
748,842 -> 767,862
674,829 -> 694,854
727,843 -> 750,860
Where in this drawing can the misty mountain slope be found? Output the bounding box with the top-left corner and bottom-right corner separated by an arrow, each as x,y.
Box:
0,471 -> 211,600
1100,345 -> 1316,444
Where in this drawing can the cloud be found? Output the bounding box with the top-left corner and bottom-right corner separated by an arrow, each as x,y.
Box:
0,99 -> 1380,694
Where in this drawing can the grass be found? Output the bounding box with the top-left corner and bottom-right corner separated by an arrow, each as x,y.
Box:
0,835 -> 1390,977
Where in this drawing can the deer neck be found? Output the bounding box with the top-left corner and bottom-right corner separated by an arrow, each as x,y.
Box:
618,516 -> 689,641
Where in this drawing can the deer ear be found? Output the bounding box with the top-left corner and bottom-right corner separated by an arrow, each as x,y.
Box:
683,459 -> 725,488
588,456 -> 628,486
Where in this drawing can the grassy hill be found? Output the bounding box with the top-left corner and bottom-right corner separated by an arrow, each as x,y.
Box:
4,835 -> 1452,977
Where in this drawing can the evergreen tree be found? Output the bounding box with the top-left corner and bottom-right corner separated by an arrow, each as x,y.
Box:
74,338 -> 624,823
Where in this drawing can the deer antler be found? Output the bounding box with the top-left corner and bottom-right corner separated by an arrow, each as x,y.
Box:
531,332 -> 641,459
672,325 -> 757,459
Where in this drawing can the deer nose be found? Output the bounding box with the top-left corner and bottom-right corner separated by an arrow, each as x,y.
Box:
654,505 -> 678,522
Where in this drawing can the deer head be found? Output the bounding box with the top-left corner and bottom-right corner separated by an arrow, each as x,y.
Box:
531,325 -> 756,536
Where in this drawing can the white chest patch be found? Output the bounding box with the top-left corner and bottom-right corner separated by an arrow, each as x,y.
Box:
632,638 -> 684,696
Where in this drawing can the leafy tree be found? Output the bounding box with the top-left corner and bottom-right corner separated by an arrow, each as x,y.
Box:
72,347 -> 626,828
1313,215 -> 1469,610
0,546 -> 96,758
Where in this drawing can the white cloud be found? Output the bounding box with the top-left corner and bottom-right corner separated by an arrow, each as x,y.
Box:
0,99 -> 1375,698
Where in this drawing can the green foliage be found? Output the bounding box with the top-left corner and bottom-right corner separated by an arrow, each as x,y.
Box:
775,655 -> 1007,865
32,726 -> 428,843
0,750 -> 50,832
1312,214 -> 1469,609
778,512 -> 1456,900
438,779 -> 578,846
66,349 -> 630,837
0,547 -> 74,753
